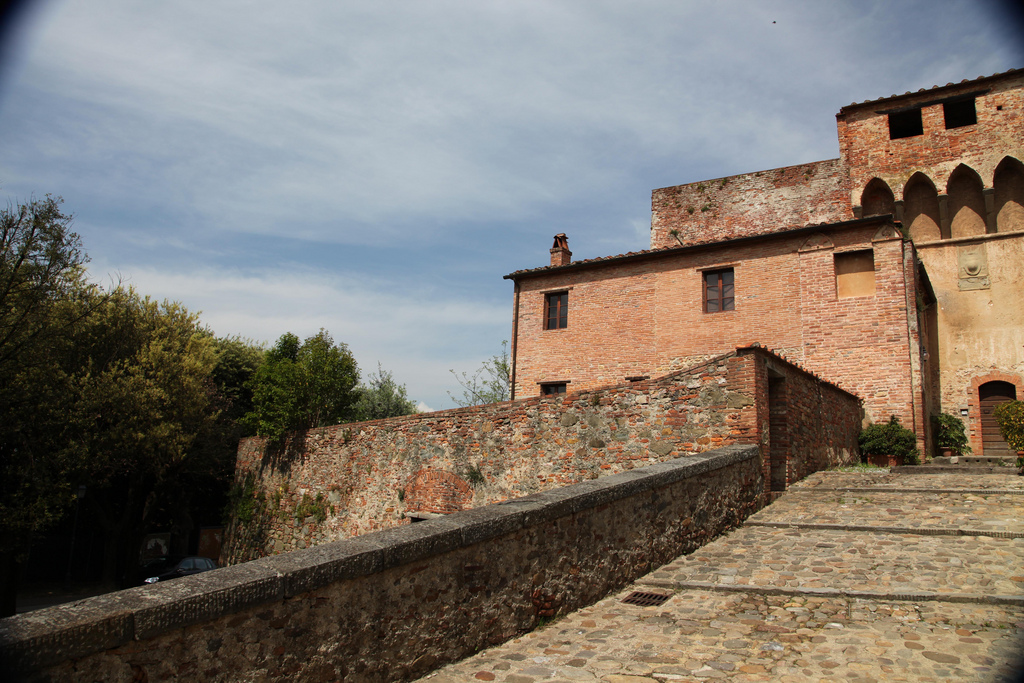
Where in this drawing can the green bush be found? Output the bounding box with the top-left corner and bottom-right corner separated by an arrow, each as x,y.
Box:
859,415 -> 919,465
994,400 -> 1024,453
932,413 -> 972,456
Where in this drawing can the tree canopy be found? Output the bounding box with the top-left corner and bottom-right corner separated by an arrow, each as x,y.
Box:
244,329 -> 360,439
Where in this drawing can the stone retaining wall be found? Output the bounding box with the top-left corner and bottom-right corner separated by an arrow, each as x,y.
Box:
222,346 -> 861,563
1,445 -> 761,682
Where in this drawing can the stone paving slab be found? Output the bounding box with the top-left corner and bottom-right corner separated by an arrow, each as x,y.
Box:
789,471 -> 1024,492
747,490 -> 1024,535
638,526 -> 1024,600
419,589 -> 1024,682
417,471 -> 1024,682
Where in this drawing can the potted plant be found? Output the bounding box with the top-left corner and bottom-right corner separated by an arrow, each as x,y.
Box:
933,412 -> 972,460
993,400 -> 1024,474
859,415 -> 920,467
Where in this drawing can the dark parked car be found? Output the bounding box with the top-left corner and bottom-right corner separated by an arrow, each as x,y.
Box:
142,556 -> 217,584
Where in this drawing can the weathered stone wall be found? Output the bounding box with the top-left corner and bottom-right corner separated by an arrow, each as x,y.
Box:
223,354 -> 749,563
221,347 -> 860,563
650,158 -> 850,250
1,446 -> 762,682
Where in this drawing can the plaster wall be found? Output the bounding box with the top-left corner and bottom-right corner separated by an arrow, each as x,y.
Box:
915,231 -> 1024,452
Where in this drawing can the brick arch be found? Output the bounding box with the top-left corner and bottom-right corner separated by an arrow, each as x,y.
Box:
404,469 -> 474,515
967,372 -> 1024,456
994,156 -> 1024,233
903,172 -> 941,242
861,178 -> 896,217
947,164 -> 987,238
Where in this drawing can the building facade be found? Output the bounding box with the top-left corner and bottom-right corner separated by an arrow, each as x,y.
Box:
506,69 -> 1024,457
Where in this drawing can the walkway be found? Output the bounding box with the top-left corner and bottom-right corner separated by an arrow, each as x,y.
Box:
419,470 -> 1024,682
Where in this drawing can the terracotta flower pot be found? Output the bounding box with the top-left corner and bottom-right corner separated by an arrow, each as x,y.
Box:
866,453 -> 902,467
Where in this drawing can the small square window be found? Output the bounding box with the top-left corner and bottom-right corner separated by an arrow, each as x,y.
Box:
888,108 -> 923,139
541,383 -> 567,396
943,98 -> 976,129
545,292 -> 568,329
703,269 -> 734,313
835,250 -> 875,298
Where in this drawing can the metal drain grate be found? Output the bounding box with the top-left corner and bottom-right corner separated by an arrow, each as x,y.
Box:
621,591 -> 671,607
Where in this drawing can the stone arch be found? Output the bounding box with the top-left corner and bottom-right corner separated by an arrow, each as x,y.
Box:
798,233 -> 833,252
861,178 -> 896,217
403,469 -> 474,515
903,173 -> 942,242
993,156 -> 1024,233
947,164 -> 987,238
967,372 -> 1024,456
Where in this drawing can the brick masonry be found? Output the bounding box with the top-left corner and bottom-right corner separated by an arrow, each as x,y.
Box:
508,69 -> 1024,457
219,347 -> 860,564
509,218 -> 920,441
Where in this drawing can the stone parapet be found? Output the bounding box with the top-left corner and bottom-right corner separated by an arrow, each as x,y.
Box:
1,445 -> 760,681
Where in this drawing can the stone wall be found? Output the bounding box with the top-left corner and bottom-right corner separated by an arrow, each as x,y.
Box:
650,158 -> 850,250
221,347 -> 860,563
1,445 -> 762,682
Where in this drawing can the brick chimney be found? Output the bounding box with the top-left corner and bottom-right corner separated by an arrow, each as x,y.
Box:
550,233 -> 571,267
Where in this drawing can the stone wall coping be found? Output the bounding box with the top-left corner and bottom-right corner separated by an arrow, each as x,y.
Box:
0,444 -> 757,674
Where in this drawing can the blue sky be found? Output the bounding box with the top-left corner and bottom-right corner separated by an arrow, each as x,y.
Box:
1,1 -> 1021,411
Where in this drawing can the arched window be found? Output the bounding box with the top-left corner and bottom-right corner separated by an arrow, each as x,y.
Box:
947,164 -> 987,238
993,156 -> 1024,233
861,178 -> 895,217
903,173 -> 941,242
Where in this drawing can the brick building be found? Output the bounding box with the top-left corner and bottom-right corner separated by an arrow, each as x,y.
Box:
506,69 -> 1024,457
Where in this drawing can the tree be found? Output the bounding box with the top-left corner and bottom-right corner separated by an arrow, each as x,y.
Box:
295,329 -> 359,429
69,289 -> 222,587
350,363 -> 417,421
244,329 -> 360,439
448,340 -> 511,407
0,194 -> 100,615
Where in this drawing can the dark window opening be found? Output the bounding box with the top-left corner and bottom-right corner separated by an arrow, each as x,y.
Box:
888,108 -> 923,139
944,98 -> 977,129
703,268 -> 734,313
544,291 -> 568,330
541,383 -> 567,396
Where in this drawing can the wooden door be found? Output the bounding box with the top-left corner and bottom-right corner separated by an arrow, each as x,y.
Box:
980,381 -> 1017,456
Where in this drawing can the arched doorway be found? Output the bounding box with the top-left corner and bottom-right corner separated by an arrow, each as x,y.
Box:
980,381 -> 1017,457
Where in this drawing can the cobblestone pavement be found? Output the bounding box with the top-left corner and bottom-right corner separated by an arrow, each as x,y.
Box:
418,471 -> 1024,682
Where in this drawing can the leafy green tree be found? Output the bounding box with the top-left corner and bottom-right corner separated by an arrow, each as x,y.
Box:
69,288 -> 222,586
0,194 -> 101,615
244,329 -> 360,439
242,333 -> 300,440
350,363 -> 417,421
295,329 -> 359,429
448,340 -> 511,406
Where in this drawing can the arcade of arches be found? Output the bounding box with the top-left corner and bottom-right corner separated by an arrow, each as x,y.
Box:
860,156 -> 1024,241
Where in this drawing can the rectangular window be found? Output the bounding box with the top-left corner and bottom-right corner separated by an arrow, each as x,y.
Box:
541,383 -> 567,396
544,291 -> 568,329
944,98 -> 976,129
835,250 -> 875,298
703,268 -> 734,313
888,108 -> 923,139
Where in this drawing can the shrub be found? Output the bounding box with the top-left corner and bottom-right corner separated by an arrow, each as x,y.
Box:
859,415 -> 919,465
994,400 -> 1024,452
932,413 -> 972,457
